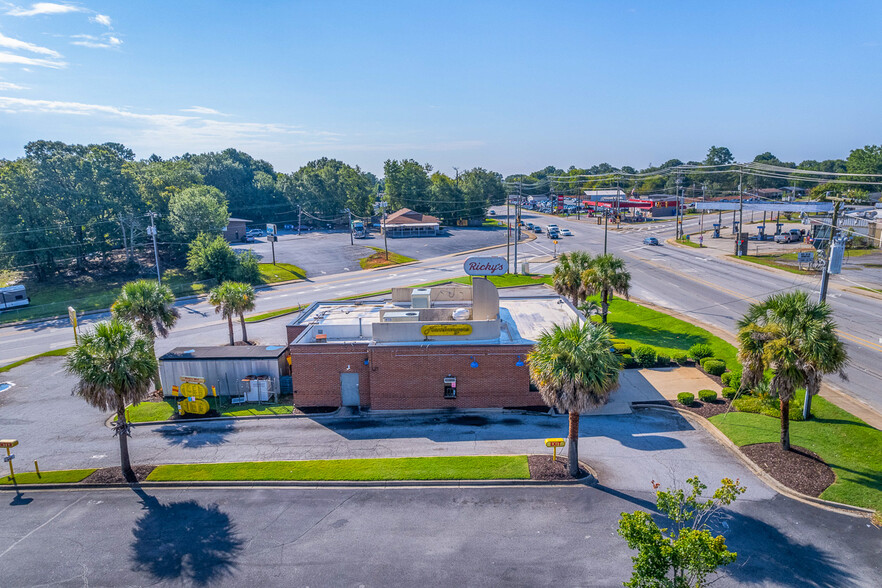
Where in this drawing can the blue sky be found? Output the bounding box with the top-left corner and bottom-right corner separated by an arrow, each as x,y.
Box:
0,1 -> 880,175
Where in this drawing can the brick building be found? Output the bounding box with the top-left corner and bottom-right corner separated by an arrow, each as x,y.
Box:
286,280 -> 579,411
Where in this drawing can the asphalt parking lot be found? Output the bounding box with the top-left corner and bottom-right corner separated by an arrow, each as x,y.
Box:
232,226 -> 508,277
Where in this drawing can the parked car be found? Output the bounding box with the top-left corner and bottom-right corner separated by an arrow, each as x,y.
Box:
774,229 -> 804,244
643,237 -> 660,246
561,228 -> 572,236
246,229 -> 264,238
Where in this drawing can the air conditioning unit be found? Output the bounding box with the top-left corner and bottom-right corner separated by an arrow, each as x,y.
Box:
384,311 -> 419,322
411,288 -> 431,309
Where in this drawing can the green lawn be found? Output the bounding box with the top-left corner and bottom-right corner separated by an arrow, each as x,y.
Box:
127,398 -> 295,422
258,263 -> 306,284
147,455 -> 530,482
592,297 -> 738,369
0,469 -> 96,485
451,274 -> 552,288
245,304 -> 306,323
675,238 -> 701,248
0,346 -> 75,373
710,397 -> 882,511
359,247 -> 416,269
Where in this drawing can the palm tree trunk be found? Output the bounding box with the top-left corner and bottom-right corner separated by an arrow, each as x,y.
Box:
780,398 -> 791,451
150,338 -> 161,393
117,408 -> 135,483
567,411 -> 580,477
239,313 -> 248,343
226,315 -> 234,346
601,291 -> 609,324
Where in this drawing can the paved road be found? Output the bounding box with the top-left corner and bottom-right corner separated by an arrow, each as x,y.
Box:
0,485 -> 877,587
1,208 -> 880,416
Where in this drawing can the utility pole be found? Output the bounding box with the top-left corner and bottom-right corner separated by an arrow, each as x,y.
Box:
382,203 -> 389,260
699,183 -> 706,242
146,211 -> 161,284
737,168 -> 744,257
513,183 -> 521,274
603,207 -> 609,255
298,205 -> 302,236
675,174 -> 683,239
346,208 -> 354,245
506,192 -> 511,271
806,200 -> 841,420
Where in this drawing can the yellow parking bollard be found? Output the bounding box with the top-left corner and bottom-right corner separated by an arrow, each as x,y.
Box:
34,460 -> 41,478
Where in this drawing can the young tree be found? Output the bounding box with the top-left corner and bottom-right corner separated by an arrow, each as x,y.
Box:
111,280 -> 180,391
186,233 -> 240,282
618,477 -> 747,588
66,319 -> 157,482
736,291 -> 848,450
552,251 -> 593,307
528,321 -> 620,476
581,254 -> 631,323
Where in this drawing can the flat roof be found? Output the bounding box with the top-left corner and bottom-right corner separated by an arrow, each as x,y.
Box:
160,346 -> 287,361
290,294 -> 580,346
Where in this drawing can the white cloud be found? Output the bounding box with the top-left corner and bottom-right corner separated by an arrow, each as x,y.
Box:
182,106 -> 228,116
0,81 -> 28,90
6,2 -> 85,17
0,32 -> 62,58
70,33 -> 122,49
90,13 -> 111,26
0,51 -> 65,68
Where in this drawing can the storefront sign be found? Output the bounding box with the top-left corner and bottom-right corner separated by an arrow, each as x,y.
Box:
421,324 -> 473,336
463,256 -> 508,276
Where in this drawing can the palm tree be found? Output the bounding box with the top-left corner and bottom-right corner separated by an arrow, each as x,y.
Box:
581,254 -> 631,323
736,291 -> 848,450
209,282 -> 236,345
111,279 -> 179,391
226,281 -> 257,343
528,321 -> 621,476
552,251 -> 593,307
66,319 -> 157,482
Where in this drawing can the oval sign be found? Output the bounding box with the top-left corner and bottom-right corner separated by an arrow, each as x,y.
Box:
463,256 -> 508,276
545,438 -> 566,448
420,324 -> 473,336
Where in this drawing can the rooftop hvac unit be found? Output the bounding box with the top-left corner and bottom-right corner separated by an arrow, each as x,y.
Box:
452,307 -> 470,321
411,288 -> 431,309
384,311 -> 419,322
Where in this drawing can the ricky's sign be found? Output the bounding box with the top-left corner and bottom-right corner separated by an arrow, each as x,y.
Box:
463,256 -> 508,276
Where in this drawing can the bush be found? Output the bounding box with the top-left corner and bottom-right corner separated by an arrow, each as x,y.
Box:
698,389 -> 717,403
721,387 -> 737,399
633,345 -> 658,368
704,360 -> 727,376
621,354 -> 636,368
656,354 -> 670,367
699,356 -> 716,370
670,351 -> 689,365
235,250 -> 261,284
187,233 -> 261,284
677,392 -> 695,406
613,343 -> 632,355
688,343 -> 714,361
727,370 -> 742,391
733,395 -> 804,421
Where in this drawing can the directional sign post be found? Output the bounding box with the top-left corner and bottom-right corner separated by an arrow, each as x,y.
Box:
1,439 -> 18,480
545,438 -> 565,461
68,306 -> 78,345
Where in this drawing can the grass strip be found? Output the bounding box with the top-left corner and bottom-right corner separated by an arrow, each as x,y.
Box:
710,397 -> 882,511
733,255 -> 816,275
258,263 -> 306,284
127,399 -> 295,422
676,238 -> 701,248
0,346 -> 75,373
0,469 -> 96,485
147,455 -> 531,482
359,247 -> 416,269
245,304 -> 306,323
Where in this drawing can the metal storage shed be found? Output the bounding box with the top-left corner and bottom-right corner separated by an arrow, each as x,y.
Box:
158,346 -> 290,398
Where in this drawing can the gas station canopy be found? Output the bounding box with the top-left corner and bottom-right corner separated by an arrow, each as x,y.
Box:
694,202 -> 833,213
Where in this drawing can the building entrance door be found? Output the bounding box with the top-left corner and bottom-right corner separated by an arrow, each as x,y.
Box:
340,373 -> 360,407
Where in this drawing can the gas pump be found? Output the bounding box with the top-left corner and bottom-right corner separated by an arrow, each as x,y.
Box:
712,223 -> 721,238
757,225 -> 766,240
775,222 -> 784,235
732,221 -> 740,235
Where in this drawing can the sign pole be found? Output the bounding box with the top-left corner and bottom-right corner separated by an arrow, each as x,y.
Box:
68,306 -> 78,346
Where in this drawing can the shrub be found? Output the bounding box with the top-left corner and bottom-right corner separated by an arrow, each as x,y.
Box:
621,354 -> 636,368
698,389 -> 717,403
688,343 -> 714,361
656,354 -> 670,367
613,343 -> 632,355
726,370 -> 742,391
733,395 -> 804,421
677,392 -> 694,406
704,360 -> 727,376
670,351 -> 689,365
633,345 -> 658,368
699,356 -> 716,370
721,387 -> 737,399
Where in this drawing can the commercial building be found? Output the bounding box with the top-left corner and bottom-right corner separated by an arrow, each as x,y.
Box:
382,208 -> 441,237
223,217 -> 252,242
285,280 -> 580,411
158,346 -> 289,398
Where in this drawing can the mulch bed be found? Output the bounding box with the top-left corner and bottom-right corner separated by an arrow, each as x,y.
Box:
741,443 -> 835,497
528,455 -> 588,480
81,465 -> 155,484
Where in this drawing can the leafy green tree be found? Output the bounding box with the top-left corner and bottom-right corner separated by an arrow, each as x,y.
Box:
111,280 -> 180,390
736,291 -> 848,450
168,185 -> 230,243
581,254 -> 631,323
552,251 -> 593,307
618,477 -> 746,588
528,322 -> 620,476
66,319 -> 158,482
384,159 -> 432,213
459,168 -> 505,220
428,172 -> 463,224
704,146 -> 734,166
186,233 -> 240,283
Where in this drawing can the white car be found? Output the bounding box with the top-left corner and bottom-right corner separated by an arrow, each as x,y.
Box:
561,228 -> 572,236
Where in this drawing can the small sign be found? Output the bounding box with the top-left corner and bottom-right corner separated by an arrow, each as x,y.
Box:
0,440 -> 18,448
68,306 -> 77,328
266,223 -> 277,235
3,454 -> 14,462
180,376 -> 205,384
463,256 -> 508,276
797,251 -> 814,264
421,324 -> 473,336
545,438 -> 566,448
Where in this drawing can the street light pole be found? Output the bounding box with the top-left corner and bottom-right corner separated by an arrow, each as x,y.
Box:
346,208 -> 354,245
146,211 -> 161,284
506,193 -> 511,271
513,183 -> 521,275
298,205 -> 302,236
737,168 -> 744,257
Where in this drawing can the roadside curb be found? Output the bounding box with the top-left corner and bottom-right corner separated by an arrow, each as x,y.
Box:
118,408 -> 344,428
632,403 -> 876,518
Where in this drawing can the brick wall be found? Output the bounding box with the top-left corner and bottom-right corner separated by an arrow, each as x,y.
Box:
289,343 -> 371,407
286,324 -> 307,344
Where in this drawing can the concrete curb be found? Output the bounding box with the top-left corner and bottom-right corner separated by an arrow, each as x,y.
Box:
632,403 -> 876,518
118,408 -> 343,428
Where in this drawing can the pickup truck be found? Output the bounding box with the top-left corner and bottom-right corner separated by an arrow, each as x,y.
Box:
774,229 -> 804,243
